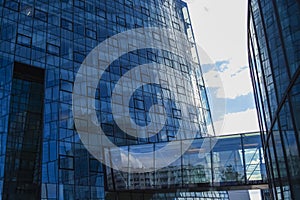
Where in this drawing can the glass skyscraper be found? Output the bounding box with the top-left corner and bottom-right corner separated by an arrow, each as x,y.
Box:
0,0 -> 216,199
0,0 -> 268,199
248,0 -> 300,199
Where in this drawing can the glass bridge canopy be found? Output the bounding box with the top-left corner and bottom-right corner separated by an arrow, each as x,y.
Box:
104,132 -> 268,192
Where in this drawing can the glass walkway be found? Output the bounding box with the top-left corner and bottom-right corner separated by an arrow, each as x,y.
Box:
104,132 -> 268,192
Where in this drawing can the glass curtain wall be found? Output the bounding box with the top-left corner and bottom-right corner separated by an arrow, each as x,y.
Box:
0,0 -> 213,199
248,0 -> 300,199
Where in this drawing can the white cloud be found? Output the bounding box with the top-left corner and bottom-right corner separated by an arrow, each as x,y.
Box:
186,0 -> 259,135
187,0 -> 252,99
187,0 -> 248,67
213,109 -> 259,135
203,61 -> 254,99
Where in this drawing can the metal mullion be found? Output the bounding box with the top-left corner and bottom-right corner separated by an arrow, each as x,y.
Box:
255,0 -> 288,168
249,3 -> 274,147
248,34 -> 267,144
250,3 -> 276,178
275,115 -> 295,199
241,134 -> 247,184
248,5 -> 276,197
258,145 -> 264,182
184,2 -> 216,137
249,34 -> 276,196
260,0 -> 298,196
270,0 -> 300,161
263,66 -> 300,157
286,72 -> 300,159
269,133 -> 285,200
266,146 -> 276,200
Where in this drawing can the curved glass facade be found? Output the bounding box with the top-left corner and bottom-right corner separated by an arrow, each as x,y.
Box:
0,0 -> 217,199
248,0 -> 300,199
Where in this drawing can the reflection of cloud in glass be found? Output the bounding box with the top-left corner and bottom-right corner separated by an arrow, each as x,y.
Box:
73,27 -> 215,172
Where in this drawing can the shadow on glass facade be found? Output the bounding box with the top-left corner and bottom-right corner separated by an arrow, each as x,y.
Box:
3,63 -> 44,200
248,0 -> 300,199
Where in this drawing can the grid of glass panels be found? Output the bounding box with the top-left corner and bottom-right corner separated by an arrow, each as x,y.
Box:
248,0 -> 300,199
0,56 -> 13,199
105,132 -> 267,191
0,0 -> 213,199
3,63 -> 44,200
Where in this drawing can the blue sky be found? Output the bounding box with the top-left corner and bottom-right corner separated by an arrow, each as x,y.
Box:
186,0 -> 259,135
186,0 -> 261,199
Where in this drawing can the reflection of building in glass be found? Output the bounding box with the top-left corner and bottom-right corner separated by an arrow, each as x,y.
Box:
2,63 -> 44,200
105,132 -> 266,194
248,0 -> 300,199
0,0 -> 266,200
0,0 -> 215,199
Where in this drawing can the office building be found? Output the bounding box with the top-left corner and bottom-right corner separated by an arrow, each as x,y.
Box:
0,0 -> 216,199
0,0 -> 268,199
248,0 -> 300,199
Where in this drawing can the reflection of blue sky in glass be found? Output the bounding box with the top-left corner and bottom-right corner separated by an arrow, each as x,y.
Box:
107,132 -> 266,191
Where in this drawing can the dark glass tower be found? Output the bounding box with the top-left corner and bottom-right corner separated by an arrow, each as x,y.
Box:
248,0 -> 300,199
0,0 -> 218,199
